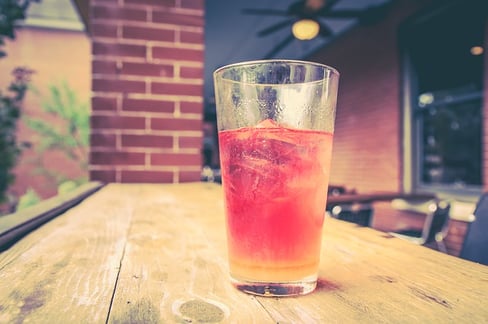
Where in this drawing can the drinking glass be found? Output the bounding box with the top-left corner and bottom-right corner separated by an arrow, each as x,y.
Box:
213,60 -> 339,296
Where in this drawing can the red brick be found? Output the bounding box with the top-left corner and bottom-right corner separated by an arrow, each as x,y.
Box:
304,1 -> 422,194
91,23 -> 118,38
180,101 -> 202,114
92,96 -> 117,111
92,5 -> 147,21
92,60 -> 117,75
121,170 -> 173,183
90,151 -> 145,165
180,0 -> 204,10
91,115 -> 145,130
122,98 -> 175,113
91,133 -> 117,148
180,66 -> 203,79
88,0 -> 205,185
90,169 -> 116,182
151,117 -> 201,131
122,26 -> 174,42
152,11 -> 203,27
180,30 -> 204,44
151,82 -> 202,96
178,135 -> 202,149
92,79 -> 146,94
121,134 -> 173,148
93,42 -> 146,58
124,0 -> 174,7
152,46 -> 203,62
151,152 -> 201,165
178,170 -> 202,182
121,62 -> 173,77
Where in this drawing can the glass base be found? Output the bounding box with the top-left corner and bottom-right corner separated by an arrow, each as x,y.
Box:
231,276 -> 317,297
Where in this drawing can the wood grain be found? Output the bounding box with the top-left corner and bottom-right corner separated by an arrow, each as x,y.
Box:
107,183 -> 272,323
0,181 -> 104,250
259,220 -> 488,323
1,182 -> 487,323
0,184 -> 135,323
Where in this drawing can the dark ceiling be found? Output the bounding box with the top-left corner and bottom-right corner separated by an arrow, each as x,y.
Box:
204,0 -> 391,102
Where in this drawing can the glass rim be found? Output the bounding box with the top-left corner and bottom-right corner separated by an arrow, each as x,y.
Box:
213,59 -> 340,81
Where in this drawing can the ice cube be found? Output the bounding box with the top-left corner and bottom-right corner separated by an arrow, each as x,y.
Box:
256,119 -> 280,128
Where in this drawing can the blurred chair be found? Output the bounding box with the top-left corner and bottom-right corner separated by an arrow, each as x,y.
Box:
328,185 -> 347,196
389,198 -> 451,252
460,193 -> 488,265
330,203 -> 374,227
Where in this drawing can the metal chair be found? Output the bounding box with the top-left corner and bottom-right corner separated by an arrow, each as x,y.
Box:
330,203 -> 374,227
389,198 -> 451,253
460,193 -> 488,265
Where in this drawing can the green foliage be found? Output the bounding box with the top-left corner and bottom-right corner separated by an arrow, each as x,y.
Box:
0,67 -> 33,204
57,180 -> 78,195
24,81 -> 89,188
16,186 -> 40,211
0,0 -> 40,57
0,0 -> 39,211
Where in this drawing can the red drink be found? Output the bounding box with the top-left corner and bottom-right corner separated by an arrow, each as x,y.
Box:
219,120 -> 333,283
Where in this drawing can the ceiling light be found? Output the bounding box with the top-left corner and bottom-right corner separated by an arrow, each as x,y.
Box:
470,46 -> 484,56
292,19 -> 320,40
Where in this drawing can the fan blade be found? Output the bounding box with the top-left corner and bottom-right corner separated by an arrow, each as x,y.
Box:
317,9 -> 364,19
263,34 -> 295,59
242,8 -> 289,16
315,0 -> 342,15
318,21 -> 333,37
257,19 -> 295,37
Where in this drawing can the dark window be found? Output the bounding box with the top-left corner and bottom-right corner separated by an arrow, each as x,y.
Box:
402,0 -> 486,192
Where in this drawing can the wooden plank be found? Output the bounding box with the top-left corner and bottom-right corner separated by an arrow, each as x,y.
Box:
256,217 -> 488,323
0,184 -> 135,323
107,183 -> 273,323
1,183 -> 487,323
0,181 -> 104,250
107,183 -> 488,322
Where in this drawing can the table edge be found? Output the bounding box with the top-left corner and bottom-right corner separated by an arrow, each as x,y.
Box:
0,181 -> 105,251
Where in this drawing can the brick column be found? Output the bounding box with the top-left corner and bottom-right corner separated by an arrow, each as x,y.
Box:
89,0 -> 204,183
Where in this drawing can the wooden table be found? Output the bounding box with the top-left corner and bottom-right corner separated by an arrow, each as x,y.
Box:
1,183 -> 487,323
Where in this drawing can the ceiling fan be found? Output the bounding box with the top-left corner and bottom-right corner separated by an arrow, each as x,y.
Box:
242,0 -> 391,58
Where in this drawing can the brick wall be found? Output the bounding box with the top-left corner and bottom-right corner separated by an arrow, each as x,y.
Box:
308,0 -> 487,255
89,0 -> 204,183
308,0 -> 430,193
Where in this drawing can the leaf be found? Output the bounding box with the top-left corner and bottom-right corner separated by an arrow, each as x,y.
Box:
24,80 -> 90,187
57,181 -> 78,195
16,187 -> 41,211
